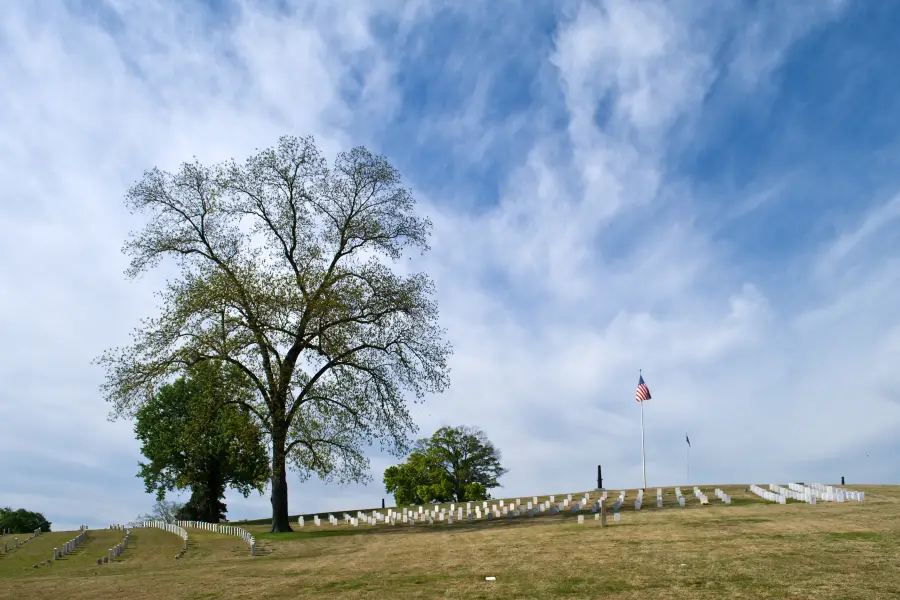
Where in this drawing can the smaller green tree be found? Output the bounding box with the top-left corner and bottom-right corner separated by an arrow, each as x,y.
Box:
384,425 -> 507,504
0,507 -> 51,533
134,360 -> 270,522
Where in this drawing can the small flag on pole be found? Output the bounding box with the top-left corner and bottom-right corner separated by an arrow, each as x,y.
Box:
686,433 -> 691,447
635,375 -> 651,403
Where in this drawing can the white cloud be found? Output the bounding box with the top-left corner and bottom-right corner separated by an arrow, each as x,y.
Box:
727,0 -> 849,91
1,0 -> 896,532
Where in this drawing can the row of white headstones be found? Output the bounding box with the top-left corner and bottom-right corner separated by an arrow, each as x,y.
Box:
300,492 -> 615,528
300,492 -> 614,527
748,483 -> 865,504
296,487 -> 738,529
51,527 -> 91,565
9,527 -> 91,569
89,524 -> 134,566
174,520 -> 256,556
1,528 -> 44,554
128,521 -> 189,560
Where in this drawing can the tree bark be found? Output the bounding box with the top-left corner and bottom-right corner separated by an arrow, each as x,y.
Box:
270,429 -> 293,533
207,460 -> 222,523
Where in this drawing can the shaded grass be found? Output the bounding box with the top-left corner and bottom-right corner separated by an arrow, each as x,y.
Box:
0,484 -> 896,600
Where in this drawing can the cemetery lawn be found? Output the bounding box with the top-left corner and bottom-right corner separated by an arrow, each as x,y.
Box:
0,484 -> 897,600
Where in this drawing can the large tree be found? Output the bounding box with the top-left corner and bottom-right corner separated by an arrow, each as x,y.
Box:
97,136 -> 451,532
134,361 -> 270,522
384,425 -> 507,505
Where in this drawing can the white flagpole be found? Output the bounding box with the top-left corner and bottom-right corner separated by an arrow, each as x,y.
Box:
686,438 -> 690,483
640,391 -> 647,490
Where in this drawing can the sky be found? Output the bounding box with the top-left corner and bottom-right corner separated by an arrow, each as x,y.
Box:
2,0 -> 899,532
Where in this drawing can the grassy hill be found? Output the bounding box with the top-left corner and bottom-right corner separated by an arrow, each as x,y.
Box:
1,483 -> 897,600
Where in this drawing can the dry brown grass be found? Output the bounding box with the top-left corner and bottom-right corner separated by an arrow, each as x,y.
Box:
1,484 -> 897,600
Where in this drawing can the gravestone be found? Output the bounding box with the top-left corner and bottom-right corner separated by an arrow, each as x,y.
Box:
614,513 -> 620,522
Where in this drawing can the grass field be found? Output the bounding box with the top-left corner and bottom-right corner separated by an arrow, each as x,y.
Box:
0,484 -> 896,599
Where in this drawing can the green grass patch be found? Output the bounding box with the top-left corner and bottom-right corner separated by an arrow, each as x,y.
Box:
825,531 -> 885,542
1,485 -> 897,600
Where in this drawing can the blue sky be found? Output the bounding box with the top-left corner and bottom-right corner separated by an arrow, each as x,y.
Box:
2,0 -> 899,531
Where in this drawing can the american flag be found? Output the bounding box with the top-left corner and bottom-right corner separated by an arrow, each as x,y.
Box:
635,374 -> 651,403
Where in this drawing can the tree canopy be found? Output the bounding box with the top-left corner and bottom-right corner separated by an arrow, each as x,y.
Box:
0,507 -> 51,533
134,360 -> 270,522
384,426 -> 507,505
97,136 -> 451,532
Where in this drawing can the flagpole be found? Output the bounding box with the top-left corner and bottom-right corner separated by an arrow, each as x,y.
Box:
640,389 -> 647,490
686,440 -> 690,483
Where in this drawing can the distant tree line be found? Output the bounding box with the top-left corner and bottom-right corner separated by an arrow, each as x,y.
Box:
0,507 -> 51,533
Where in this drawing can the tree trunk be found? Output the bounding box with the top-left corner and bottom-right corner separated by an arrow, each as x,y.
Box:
207,461 -> 221,523
270,428 -> 293,533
